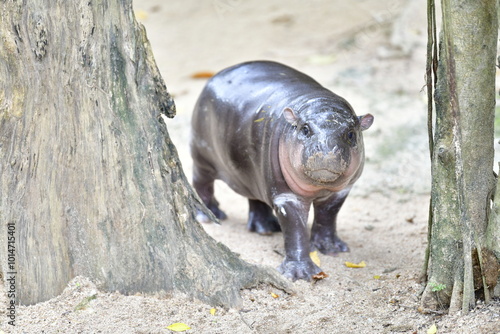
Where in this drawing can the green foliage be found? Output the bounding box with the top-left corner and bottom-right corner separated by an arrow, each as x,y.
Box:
429,282 -> 446,292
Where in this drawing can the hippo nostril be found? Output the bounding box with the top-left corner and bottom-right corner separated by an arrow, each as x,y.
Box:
330,145 -> 341,156
327,136 -> 342,150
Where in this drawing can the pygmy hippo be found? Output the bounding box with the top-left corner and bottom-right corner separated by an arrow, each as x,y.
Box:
190,61 -> 374,281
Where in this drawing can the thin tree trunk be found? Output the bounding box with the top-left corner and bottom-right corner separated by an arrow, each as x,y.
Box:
422,0 -> 499,313
0,0 -> 288,306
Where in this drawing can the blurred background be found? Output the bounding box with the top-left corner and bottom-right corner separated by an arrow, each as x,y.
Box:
133,0 -> 431,200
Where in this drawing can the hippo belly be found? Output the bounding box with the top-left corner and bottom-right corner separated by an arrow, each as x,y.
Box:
190,61 -> 374,281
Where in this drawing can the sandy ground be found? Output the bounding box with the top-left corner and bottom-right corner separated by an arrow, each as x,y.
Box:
2,0 -> 500,333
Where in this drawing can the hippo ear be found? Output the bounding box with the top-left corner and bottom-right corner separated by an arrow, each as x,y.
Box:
283,107 -> 298,126
359,113 -> 374,131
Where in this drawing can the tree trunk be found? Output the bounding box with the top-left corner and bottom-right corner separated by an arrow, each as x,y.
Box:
0,0 -> 288,307
422,0 -> 500,313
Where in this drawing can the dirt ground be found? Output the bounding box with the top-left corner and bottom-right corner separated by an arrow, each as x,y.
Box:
3,0 -> 500,333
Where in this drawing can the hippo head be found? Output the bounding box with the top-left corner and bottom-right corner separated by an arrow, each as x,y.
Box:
278,99 -> 373,196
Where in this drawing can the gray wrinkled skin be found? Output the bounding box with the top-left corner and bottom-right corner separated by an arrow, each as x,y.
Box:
191,61 -> 373,281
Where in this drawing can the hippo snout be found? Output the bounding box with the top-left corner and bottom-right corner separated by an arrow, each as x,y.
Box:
304,150 -> 349,183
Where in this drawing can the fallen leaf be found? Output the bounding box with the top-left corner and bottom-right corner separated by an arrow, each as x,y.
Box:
166,323 -> 191,332
270,292 -> 279,298
210,308 -> 216,316
254,117 -> 265,123
271,14 -> 293,25
308,54 -> 337,65
373,275 -> 381,279
191,71 -> 215,79
427,324 -> 437,334
135,10 -> 148,21
310,251 -> 321,266
150,5 -> 161,13
312,271 -> 329,280
345,260 -> 366,268
74,294 -> 97,311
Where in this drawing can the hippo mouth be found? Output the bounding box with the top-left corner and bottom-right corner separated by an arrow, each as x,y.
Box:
305,168 -> 342,183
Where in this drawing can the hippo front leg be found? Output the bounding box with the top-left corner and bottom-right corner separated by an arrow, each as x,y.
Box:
311,188 -> 351,255
273,195 -> 322,281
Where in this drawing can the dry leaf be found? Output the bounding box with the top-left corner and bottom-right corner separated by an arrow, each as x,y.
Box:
312,271 -> 329,280
344,260 -> 366,268
135,10 -> 148,21
308,54 -> 337,65
166,323 -> 191,332
191,71 -> 215,79
210,308 -> 216,316
427,324 -> 437,334
254,117 -> 265,123
310,251 -> 321,266
270,292 -> 279,298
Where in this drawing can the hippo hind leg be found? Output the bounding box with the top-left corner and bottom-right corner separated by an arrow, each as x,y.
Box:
192,162 -> 227,223
247,199 -> 281,235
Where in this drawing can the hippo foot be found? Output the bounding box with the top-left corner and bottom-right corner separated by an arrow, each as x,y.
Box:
206,200 -> 227,220
247,215 -> 281,235
195,211 -> 214,224
311,235 -> 349,255
278,258 -> 322,281
196,201 -> 227,224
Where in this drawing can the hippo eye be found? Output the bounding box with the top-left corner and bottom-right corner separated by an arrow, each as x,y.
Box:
347,131 -> 356,143
301,124 -> 312,137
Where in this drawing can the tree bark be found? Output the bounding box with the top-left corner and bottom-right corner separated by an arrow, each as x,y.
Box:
0,0 -> 288,306
422,0 -> 499,313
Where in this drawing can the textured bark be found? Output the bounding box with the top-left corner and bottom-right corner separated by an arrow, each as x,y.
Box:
0,0 -> 289,306
422,0 -> 499,313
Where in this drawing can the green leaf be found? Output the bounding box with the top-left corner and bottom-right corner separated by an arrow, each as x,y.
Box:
74,294 -> 97,311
